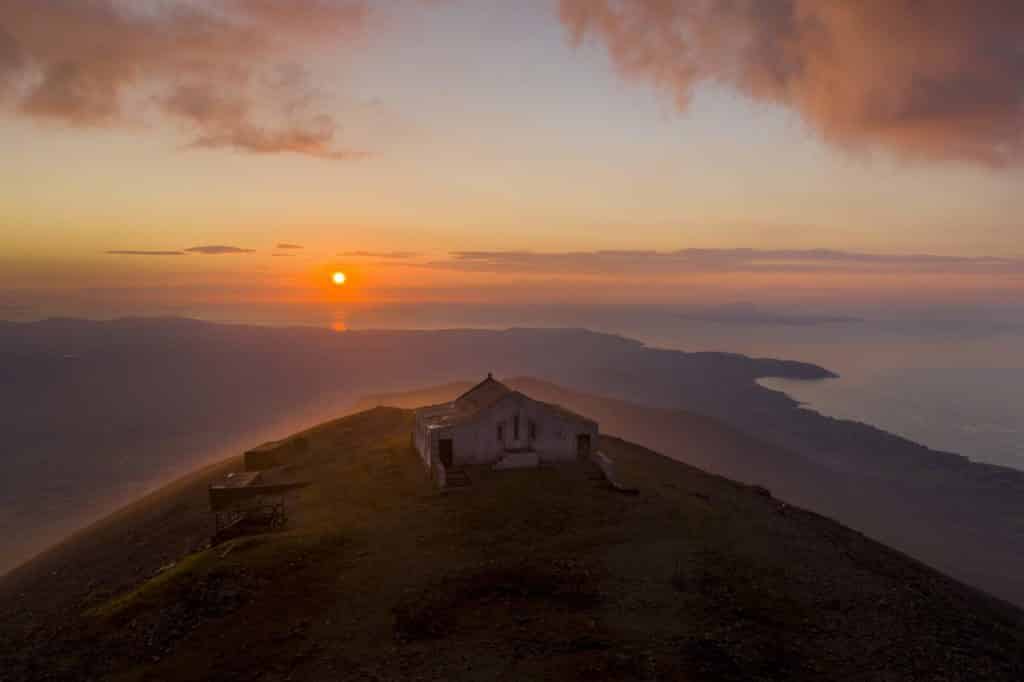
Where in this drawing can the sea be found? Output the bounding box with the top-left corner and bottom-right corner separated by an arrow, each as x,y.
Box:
339,303 -> 1024,472
9,300 -> 1024,471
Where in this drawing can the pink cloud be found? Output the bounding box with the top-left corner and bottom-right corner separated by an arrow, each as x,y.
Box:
560,0 -> 1024,166
0,0 -> 371,159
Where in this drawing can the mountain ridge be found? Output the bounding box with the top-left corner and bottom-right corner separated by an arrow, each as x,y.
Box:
0,317 -> 832,576
2,405 -> 1022,681
2,317 -> 1021,611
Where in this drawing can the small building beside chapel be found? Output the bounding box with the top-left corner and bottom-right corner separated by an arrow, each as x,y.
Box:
413,375 -> 599,485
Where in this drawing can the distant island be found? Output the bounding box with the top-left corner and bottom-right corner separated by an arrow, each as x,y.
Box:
677,303 -> 863,326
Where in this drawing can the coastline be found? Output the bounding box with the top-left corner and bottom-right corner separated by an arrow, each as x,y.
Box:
759,371 -> 1024,473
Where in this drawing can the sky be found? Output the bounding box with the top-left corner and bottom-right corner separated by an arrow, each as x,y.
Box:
1,0 -> 1023,320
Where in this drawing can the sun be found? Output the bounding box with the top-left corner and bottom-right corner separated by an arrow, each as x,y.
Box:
332,271 -> 347,286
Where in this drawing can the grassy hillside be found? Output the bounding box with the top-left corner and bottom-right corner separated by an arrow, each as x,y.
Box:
358,378 -> 1024,608
1,407 -> 1022,681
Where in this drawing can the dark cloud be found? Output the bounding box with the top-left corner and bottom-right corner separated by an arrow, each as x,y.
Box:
560,0 -> 1024,166
106,250 -> 186,256
427,249 -> 1024,276
185,245 -> 256,255
343,250 -> 419,259
0,1 -> 372,159
276,243 -> 304,250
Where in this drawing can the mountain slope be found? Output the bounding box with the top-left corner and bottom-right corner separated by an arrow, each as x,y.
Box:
0,318 -> 831,575
359,378 -> 1024,608
1,407 -> 1021,681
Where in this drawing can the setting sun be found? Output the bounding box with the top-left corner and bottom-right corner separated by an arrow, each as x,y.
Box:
332,272 -> 347,286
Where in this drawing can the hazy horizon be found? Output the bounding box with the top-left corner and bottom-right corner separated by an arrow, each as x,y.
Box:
4,306 -> 1022,474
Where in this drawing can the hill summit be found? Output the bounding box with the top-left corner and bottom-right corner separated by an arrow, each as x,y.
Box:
1,406 -> 1022,681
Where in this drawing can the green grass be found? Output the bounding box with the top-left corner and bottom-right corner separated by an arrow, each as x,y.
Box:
85,534 -> 289,620
86,549 -> 217,619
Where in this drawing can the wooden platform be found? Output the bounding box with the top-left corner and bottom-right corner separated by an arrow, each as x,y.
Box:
209,467 -> 309,541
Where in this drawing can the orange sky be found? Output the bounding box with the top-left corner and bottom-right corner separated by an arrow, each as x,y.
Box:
1,1 -> 1023,318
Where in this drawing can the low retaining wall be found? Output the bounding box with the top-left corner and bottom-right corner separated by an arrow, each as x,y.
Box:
494,451 -> 541,470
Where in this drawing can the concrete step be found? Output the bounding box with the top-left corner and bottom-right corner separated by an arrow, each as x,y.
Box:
445,470 -> 471,488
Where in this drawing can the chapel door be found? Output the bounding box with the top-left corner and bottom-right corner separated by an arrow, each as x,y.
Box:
576,434 -> 591,458
439,439 -> 454,468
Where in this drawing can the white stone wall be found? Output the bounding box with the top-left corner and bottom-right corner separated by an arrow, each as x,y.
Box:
413,414 -> 431,468
444,394 -> 598,467
413,418 -> 451,486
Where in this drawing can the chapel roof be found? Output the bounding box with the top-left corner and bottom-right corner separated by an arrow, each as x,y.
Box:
416,374 -> 596,430
453,373 -> 512,412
